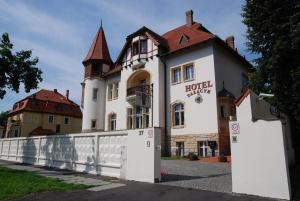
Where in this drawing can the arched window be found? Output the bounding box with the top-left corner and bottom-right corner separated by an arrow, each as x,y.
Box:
172,102 -> 185,127
109,113 -> 117,131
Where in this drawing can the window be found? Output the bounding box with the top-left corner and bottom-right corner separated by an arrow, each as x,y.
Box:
64,117 -> 70,125
108,84 -> 113,100
114,83 -> 119,99
127,107 -> 149,129
127,108 -> 133,129
109,114 -> 117,131
176,142 -> 185,156
108,83 -> 119,100
184,64 -> 194,81
140,39 -> 147,54
14,129 -> 19,138
172,67 -> 181,84
56,124 -> 60,133
132,41 -> 139,56
197,141 -> 217,157
179,35 -> 188,45
92,88 -> 98,100
172,103 -> 184,127
91,120 -> 96,129
220,106 -> 225,118
48,115 -> 54,124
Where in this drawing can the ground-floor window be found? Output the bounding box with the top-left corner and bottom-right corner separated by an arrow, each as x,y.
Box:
176,141 -> 185,156
127,106 -> 150,129
197,141 -> 218,157
109,113 -> 117,131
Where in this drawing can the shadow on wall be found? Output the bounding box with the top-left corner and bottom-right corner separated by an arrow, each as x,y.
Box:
21,138 -> 37,165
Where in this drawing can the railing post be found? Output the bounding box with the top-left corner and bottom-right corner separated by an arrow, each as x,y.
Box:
16,138 -> 19,161
37,137 -> 42,164
94,134 -> 99,174
7,140 -> 11,159
71,136 -> 75,171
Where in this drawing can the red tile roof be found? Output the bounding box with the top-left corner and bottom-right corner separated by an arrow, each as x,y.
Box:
162,22 -> 215,54
83,25 -> 112,64
9,89 -> 82,118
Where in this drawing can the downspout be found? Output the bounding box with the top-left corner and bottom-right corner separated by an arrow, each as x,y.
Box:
160,57 -> 169,156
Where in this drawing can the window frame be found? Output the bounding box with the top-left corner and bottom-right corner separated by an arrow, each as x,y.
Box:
183,63 -> 195,81
132,41 -> 139,56
64,116 -> 70,125
48,115 -> 54,124
109,113 -> 117,131
171,67 -> 182,84
140,39 -> 147,54
171,102 -> 185,128
91,119 -> 96,129
92,88 -> 98,100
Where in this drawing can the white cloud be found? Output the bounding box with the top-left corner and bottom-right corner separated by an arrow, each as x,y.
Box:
0,0 -> 84,48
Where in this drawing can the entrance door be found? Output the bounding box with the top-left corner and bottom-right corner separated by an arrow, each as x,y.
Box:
176,141 -> 184,156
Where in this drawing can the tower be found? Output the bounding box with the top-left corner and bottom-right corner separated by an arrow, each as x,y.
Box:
81,24 -> 112,132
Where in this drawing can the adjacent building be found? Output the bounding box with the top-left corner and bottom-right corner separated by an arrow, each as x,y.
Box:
5,89 -> 82,138
81,10 -> 252,156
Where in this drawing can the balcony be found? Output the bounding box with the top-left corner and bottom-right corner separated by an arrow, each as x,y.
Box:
126,85 -> 151,107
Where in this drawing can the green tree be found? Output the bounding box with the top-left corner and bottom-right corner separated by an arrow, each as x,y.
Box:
0,33 -> 42,99
242,0 -> 300,156
0,111 -> 8,126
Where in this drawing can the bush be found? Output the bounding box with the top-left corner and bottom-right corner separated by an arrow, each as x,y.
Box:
187,152 -> 198,161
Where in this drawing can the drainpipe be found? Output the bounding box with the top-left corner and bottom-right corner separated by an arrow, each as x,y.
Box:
160,57 -> 169,156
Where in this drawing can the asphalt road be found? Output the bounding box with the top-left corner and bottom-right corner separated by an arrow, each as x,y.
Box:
14,181 -> 276,201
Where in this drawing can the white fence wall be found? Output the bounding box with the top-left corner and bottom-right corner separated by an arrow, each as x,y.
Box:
0,128 -> 161,183
230,91 -> 293,200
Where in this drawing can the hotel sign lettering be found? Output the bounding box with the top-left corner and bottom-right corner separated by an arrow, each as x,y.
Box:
185,80 -> 213,97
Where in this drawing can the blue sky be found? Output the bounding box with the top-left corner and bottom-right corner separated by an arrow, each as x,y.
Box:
0,0 -> 255,112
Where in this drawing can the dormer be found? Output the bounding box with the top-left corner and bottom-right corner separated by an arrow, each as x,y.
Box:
116,26 -> 166,69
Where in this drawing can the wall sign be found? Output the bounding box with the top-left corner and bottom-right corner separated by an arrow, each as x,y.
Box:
185,80 -> 213,98
231,123 -> 240,134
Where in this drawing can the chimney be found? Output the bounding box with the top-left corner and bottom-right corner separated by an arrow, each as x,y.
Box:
54,89 -> 57,93
186,10 -> 194,27
66,89 -> 69,99
225,36 -> 235,50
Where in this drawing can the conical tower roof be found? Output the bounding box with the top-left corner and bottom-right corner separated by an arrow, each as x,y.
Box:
83,25 -> 112,64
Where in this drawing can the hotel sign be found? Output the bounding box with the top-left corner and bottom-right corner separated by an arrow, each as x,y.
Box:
185,80 -> 213,97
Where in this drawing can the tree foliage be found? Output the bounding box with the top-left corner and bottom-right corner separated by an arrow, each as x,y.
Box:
0,33 -> 43,99
242,1 -> 300,131
0,111 -> 8,126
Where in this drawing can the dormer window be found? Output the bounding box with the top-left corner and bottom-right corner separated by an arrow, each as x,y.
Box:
140,39 -> 147,54
179,35 -> 189,45
132,41 -> 139,56
132,39 -> 148,56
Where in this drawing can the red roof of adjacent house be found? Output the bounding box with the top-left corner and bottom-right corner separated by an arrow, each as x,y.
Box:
30,126 -> 55,136
9,89 -> 82,118
235,89 -> 251,106
83,25 -> 112,64
162,22 -> 215,54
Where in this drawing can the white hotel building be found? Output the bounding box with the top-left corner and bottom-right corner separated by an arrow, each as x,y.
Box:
81,10 -> 252,156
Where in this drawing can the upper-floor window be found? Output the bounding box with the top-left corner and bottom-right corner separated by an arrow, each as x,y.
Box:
132,41 -> 139,56
172,67 -> 181,84
140,39 -> 147,54
92,88 -> 98,100
64,117 -> 70,125
48,115 -> 54,124
108,83 -> 119,100
183,64 -> 194,81
172,103 -> 185,127
109,113 -> 117,131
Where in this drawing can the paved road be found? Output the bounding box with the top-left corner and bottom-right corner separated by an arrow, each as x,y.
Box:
161,160 -> 232,193
13,182 -> 276,201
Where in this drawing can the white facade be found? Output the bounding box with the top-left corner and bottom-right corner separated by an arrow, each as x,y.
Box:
82,11 -> 252,156
230,91 -> 294,200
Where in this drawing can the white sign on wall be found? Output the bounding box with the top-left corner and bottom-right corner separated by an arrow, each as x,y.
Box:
231,123 -> 240,134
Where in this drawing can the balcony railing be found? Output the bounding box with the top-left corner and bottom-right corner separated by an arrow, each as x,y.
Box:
127,85 -> 150,96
